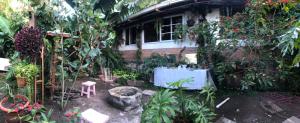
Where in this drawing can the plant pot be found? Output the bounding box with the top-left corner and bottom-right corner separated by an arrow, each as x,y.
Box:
4,112 -> 28,123
16,77 -> 27,88
0,95 -> 30,113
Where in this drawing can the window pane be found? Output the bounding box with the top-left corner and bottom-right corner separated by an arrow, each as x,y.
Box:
162,26 -> 171,33
172,33 -> 181,40
144,21 -> 159,42
162,18 -> 170,25
125,28 -> 130,45
162,33 -> 171,40
172,25 -> 181,32
130,27 -> 137,44
172,16 -> 182,24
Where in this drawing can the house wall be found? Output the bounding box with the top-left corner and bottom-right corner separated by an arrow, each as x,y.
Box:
118,8 -> 221,62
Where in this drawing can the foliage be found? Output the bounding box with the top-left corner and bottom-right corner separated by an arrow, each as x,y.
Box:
47,0 -> 121,109
278,20 -> 300,65
20,103 -> 47,122
185,100 -> 216,123
113,69 -> 138,80
0,15 -> 12,36
12,62 -> 39,101
0,13 -> 25,57
195,0 -> 300,91
64,107 -> 81,123
13,62 -> 39,79
141,53 -> 176,81
113,69 -> 141,85
14,27 -> 42,59
142,89 -> 178,123
94,0 -> 164,24
200,86 -> 216,109
142,79 -> 216,123
96,48 -> 124,71
29,109 -> 56,123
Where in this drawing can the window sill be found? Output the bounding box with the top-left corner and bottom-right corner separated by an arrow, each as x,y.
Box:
144,40 -> 175,44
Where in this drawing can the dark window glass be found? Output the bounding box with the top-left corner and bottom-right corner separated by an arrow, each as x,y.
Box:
172,16 -> 182,24
162,26 -> 171,33
162,18 -> 170,25
130,27 -> 137,44
172,25 -> 178,32
162,33 -> 171,40
125,28 -> 130,45
144,21 -> 159,42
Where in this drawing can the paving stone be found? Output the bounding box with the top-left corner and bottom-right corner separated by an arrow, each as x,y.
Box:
215,117 -> 236,123
260,100 -> 283,114
282,116 -> 300,123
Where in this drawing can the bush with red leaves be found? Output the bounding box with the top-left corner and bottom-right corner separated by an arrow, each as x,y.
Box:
14,27 -> 42,59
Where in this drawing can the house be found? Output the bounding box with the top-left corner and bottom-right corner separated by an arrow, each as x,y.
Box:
115,0 -> 245,63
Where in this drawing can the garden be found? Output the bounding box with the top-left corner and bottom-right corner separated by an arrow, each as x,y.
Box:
0,0 -> 300,123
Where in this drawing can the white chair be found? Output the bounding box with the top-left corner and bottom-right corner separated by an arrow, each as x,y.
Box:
81,81 -> 96,98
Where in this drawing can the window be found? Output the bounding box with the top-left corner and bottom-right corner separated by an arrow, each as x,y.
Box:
220,7 -> 244,17
124,27 -> 139,45
144,21 -> 159,42
125,28 -> 130,45
161,16 -> 182,41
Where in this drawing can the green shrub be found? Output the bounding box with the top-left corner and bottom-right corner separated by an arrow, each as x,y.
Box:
142,79 -> 216,123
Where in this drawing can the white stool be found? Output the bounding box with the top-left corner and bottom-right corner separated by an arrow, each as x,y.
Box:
81,81 -> 96,98
80,108 -> 109,123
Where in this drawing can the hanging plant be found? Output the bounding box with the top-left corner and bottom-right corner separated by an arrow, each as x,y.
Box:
14,27 -> 42,59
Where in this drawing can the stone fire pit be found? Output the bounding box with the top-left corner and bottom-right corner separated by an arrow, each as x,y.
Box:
108,86 -> 142,111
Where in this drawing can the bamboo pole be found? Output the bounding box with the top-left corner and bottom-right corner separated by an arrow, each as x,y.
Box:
60,29 -> 65,110
41,46 -> 45,104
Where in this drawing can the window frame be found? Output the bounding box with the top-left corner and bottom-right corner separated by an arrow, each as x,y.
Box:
160,14 -> 183,42
124,26 -> 138,46
142,14 -> 183,44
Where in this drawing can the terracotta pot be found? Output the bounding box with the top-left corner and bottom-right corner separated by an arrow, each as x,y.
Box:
4,112 -> 27,123
16,77 -> 27,88
0,95 -> 30,113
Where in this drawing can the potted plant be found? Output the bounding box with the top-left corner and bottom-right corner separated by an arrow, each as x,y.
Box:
0,94 -> 30,123
13,63 -> 39,88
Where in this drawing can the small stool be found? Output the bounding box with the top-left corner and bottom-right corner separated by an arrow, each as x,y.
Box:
80,108 -> 109,123
81,81 -> 96,98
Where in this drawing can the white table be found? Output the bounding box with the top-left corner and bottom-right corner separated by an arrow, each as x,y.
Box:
154,67 -> 216,90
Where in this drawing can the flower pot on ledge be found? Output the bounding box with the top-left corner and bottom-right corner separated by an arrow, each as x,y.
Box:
16,77 -> 27,88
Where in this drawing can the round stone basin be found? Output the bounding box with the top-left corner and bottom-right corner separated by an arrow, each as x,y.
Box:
108,86 -> 142,111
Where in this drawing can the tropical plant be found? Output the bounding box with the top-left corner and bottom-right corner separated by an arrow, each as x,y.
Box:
142,89 -> 178,123
29,109 -> 56,123
20,103 -> 47,122
0,15 -> 15,57
200,86 -> 216,109
64,107 -> 81,123
142,79 -> 216,123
